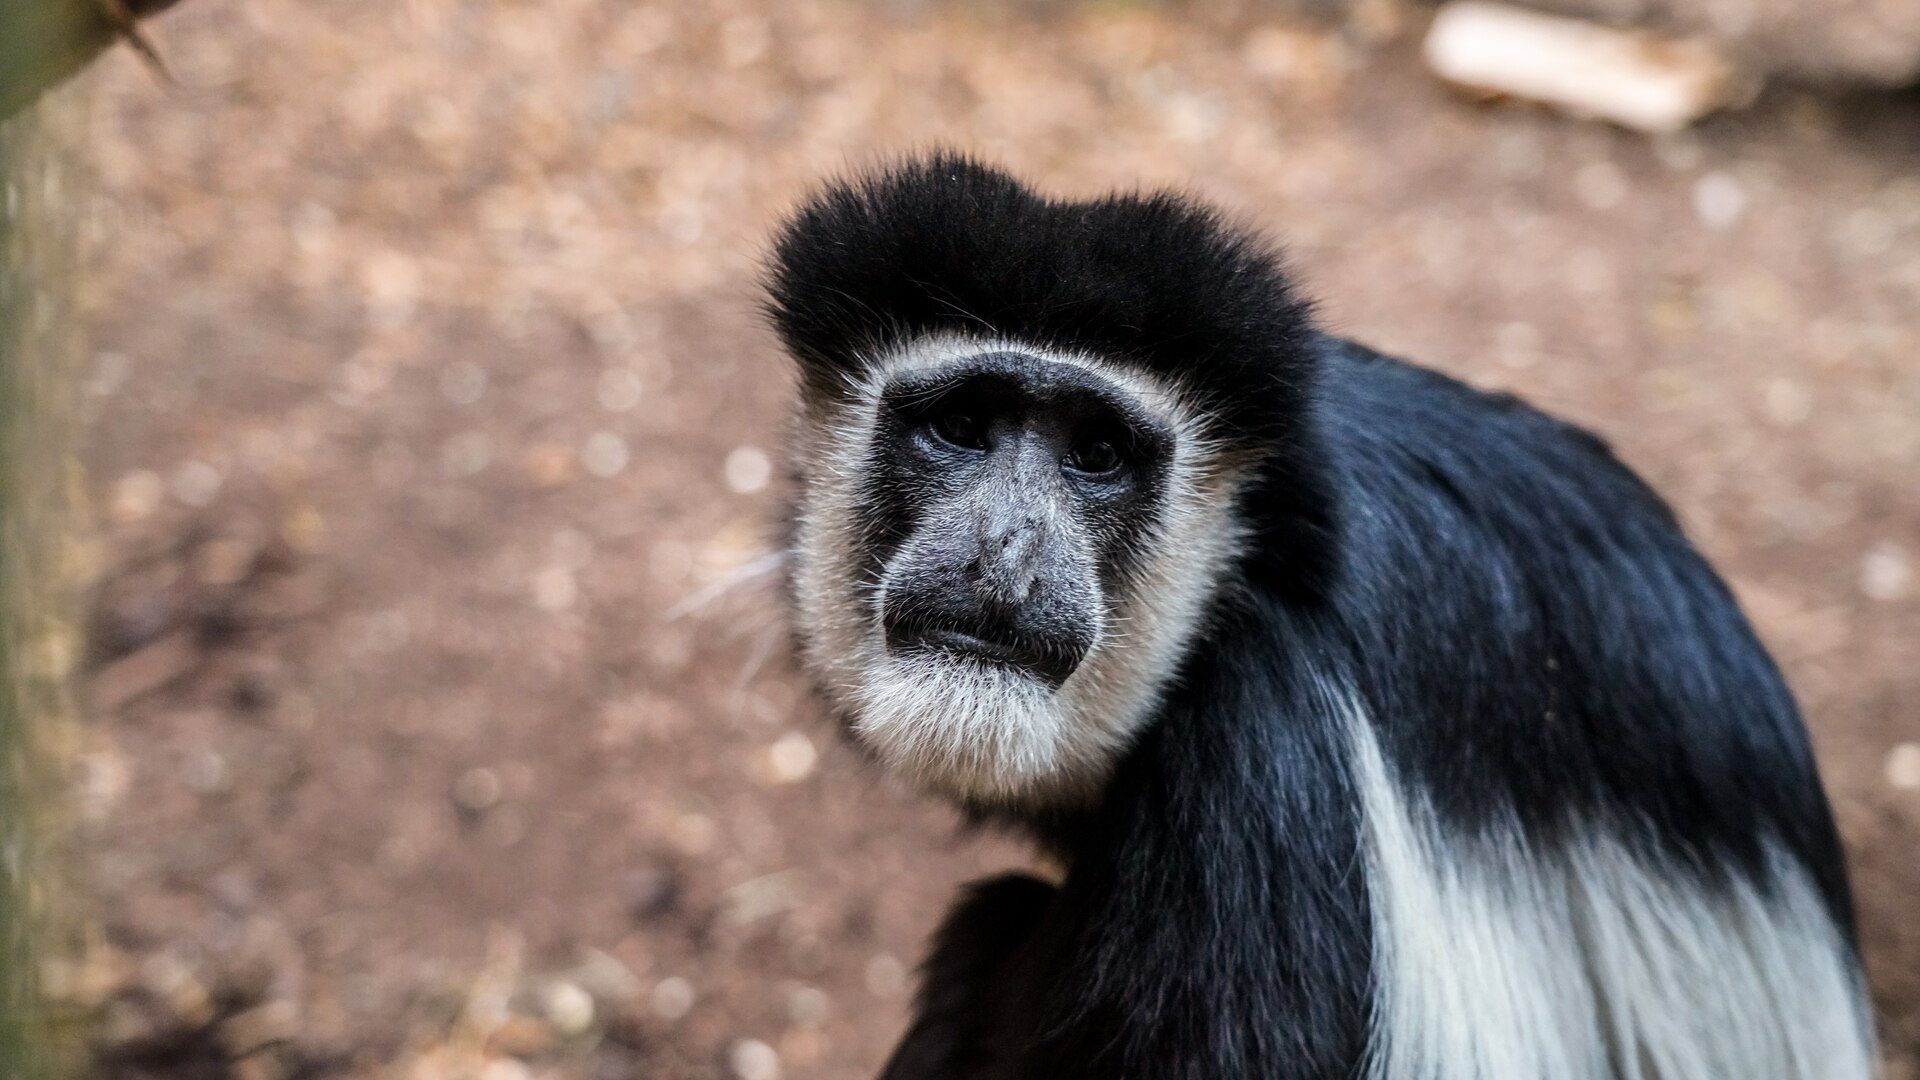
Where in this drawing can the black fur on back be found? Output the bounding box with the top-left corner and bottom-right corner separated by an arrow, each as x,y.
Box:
764,153 -> 1318,449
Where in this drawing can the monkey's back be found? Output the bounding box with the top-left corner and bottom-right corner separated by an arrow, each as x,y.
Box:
1309,332 -> 1856,939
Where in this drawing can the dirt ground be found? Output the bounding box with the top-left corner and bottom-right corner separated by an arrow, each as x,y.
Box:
58,0 -> 1920,1077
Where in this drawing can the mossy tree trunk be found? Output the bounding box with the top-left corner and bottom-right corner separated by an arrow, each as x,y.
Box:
1,87 -> 88,1080
5,6 -> 186,1070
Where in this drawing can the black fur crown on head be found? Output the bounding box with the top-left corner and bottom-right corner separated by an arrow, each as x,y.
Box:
762,153 -> 1321,444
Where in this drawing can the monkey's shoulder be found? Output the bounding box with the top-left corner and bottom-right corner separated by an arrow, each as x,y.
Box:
1310,334 -> 1684,548
1297,337 -> 1845,895
1302,333 -> 1768,681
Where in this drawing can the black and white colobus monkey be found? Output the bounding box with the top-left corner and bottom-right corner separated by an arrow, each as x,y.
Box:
763,154 -> 1875,1079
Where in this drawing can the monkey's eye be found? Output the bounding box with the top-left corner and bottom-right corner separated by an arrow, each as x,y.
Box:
1065,438 -> 1123,476
930,410 -> 989,451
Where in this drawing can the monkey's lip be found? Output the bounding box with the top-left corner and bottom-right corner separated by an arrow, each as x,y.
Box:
885,619 -> 1078,686
914,627 -> 1033,666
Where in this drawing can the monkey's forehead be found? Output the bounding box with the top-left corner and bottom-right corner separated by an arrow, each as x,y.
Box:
866,335 -> 1195,431
762,153 -> 1319,447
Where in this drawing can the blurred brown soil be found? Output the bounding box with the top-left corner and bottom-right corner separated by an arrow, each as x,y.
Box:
60,0 -> 1920,1077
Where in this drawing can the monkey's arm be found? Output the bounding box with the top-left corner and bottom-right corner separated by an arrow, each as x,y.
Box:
1008,605 -> 1374,1079
878,872 -> 1056,1080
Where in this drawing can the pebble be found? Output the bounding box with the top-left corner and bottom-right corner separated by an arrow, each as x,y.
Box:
172,460 -> 225,507
531,565 -> 578,612
781,1029 -> 828,1067
89,350 -> 131,396
784,984 -> 829,1028
90,631 -> 198,712
1838,207 -> 1898,258
195,535 -> 263,587
76,747 -> 131,821
864,954 -> 908,999
222,999 -> 299,1054
729,1038 -> 781,1080
1860,543 -> 1911,602
140,953 -> 214,1027
582,431 -> 631,478
650,976 -> 695,1020
453,767 -> 502,812
289,202 -> 336,257
478,1060 -> 532,1080
1693,172 -> 1748,230
1888,744 -> 1920,791
542,980 -> 595,1036
597,367 -> 644,412
572,949 -> 643,1002
110,470 -> 166,523
767,732 -> 818,784
722,870 -> 802,925
724,446 -> 773,494
521,443 -> 576,487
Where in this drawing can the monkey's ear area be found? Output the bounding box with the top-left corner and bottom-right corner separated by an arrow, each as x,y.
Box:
760,152 -> 1038,401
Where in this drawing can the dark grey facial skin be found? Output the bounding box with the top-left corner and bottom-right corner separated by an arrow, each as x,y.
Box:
863,351 -> 1175,688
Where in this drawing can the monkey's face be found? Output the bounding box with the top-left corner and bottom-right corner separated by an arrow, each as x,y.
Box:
871,349 -> 1166,689
789,337 -> 1247,807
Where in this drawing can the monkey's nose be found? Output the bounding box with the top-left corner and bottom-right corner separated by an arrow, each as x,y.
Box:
974,517 -> 1043,610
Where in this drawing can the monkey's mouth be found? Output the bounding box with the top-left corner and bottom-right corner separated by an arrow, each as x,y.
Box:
883,613 -> 1082,687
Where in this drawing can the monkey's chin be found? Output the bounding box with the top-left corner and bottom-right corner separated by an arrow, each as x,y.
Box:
851,652 -> 1083,804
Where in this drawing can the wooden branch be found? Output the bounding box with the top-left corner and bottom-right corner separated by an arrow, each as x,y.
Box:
0,0 -> 184,121
1424,1 -> 1749,132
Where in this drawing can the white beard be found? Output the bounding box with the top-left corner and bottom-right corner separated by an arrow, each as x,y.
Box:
851,650 -> 1076,803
